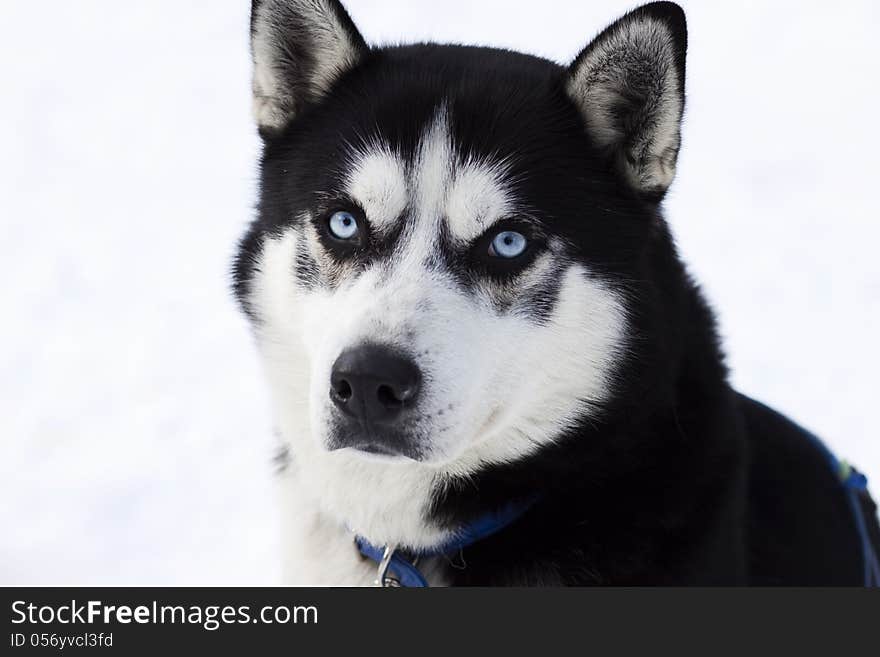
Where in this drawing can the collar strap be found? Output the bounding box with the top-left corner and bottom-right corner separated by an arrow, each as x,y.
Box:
355,497 -> 537,587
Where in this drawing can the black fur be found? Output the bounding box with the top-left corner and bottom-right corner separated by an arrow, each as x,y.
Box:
235,1 -> 879,585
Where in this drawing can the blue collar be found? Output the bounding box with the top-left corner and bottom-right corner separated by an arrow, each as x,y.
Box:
355,498 -> 537,587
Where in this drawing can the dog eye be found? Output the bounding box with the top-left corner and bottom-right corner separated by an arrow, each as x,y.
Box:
327,211 -> 359,240
488,230 -> 527,258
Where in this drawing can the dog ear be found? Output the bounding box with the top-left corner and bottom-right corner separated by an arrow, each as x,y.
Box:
250,0 -> 368,137
566,2 -> 687,197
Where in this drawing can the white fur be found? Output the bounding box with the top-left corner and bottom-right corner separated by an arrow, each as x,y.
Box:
446,157 -> 515,242
248,106 -> 628,584
276,463 -> 449,585
345,145 -> 409,233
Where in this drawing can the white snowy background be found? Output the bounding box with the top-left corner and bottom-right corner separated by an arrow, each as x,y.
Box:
1,0 -> 877,584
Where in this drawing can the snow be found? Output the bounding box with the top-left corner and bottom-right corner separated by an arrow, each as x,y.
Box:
1,0 -> 877,584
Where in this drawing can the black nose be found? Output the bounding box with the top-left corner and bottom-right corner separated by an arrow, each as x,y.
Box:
330,344 -> 422,426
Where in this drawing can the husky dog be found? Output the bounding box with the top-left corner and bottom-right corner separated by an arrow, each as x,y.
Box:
234,0 -> 880,585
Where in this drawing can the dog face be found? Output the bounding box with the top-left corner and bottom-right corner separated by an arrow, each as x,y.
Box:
236,0 -> 687,527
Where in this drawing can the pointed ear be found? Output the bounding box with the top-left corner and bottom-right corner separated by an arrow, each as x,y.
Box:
250,0 -> 368,136
566,2 -> 687,197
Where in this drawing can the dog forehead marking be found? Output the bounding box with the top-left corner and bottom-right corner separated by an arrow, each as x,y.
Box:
446,159 -> 514,242
413,107 -> 455,227
345,146 -> 408,229
344,107 -> 516,242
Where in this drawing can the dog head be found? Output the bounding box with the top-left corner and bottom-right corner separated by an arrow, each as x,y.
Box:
236,1 -> 687,479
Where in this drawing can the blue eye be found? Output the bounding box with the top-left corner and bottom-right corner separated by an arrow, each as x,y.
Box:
328,211 -> 359,240
489,230 -> 527,258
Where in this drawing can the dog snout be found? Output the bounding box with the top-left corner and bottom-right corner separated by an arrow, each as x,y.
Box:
330,344 -> 422,427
